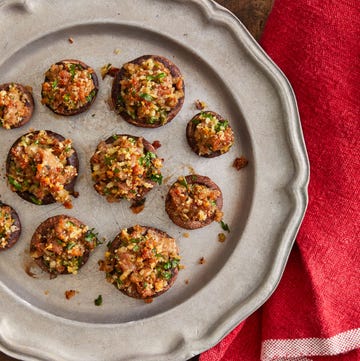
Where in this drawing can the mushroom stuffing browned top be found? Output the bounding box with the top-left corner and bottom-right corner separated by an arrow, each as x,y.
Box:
6,130 -> 78,208
41,60 -> 98,115
90,134 -> 163,203
186,111 -> 234,157
99,225 -> 180,300
112,55 -> 184,127
0,204 -> 21,250
0,83 -> 34,129
30,215 -> 99,275
165,175 -> 223,229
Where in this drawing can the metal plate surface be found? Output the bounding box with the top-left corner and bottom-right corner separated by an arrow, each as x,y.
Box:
0,1 -> 309,360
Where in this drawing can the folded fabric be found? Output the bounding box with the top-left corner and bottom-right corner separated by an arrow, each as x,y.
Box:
201,0 -> 360,360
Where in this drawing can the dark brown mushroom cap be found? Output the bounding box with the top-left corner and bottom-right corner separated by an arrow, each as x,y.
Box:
108,226 -> 179,300
0,202 -> 21,251
30,215 -> 92,275
186,111 -> 234,158
41,59 -> 99,116
0,82 -> 34,129
6,130 -> 79,206
111,55 -> 185,128
165,174 -> 223,230
91,134 -> 161,203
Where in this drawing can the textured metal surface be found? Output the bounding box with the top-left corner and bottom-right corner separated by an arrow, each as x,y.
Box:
0,1 -> 309,360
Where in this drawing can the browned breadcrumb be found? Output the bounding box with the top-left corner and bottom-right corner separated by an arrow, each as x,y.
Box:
144,298 -> 153,304
44,290 -> 49,295
114,48 -> 121,55
152,140 -> 162,149
195,99 -> 206,110
185,279 -> 190,285
68,37 -> 74,44
233,156 -> 248,170
218,233 -> 226,243
183,232 -> 190,238
199,257 -> 206,265
65,289 -> 77,300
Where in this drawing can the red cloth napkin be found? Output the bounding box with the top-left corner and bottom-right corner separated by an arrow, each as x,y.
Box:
201,0 -> 360,360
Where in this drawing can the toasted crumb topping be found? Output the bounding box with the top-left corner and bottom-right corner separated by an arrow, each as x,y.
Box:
99,225 -> 180,299
0,84 -> 32,129
0,205 -> 18,249
233,156 -> 248,170
191,112 -> 234,156
167,176 -> 223,223
117,57 -> 184,125
30,216 -> 98,275
41,62 -> 96,113
7,130 -> 77,208
90,135 -> 163,203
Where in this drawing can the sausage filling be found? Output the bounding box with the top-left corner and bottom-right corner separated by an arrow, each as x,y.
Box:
90,135 -> 163,202
30,217 -> 98,274
192,112 -> 234,155
117,58 -> 184,125
0,206 -> 18,249
167,176 -> 223,223
42,62 -> 96,112
7,130 -> 77,208
99,225 -> 180,298
0,84 -> 32,129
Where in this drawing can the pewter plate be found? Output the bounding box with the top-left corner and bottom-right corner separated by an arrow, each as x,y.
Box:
0,1 -> 309,360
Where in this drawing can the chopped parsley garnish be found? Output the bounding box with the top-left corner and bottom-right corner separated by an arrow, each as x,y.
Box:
63,94 -> 71,102
51,79 -> 58,89
146,72 -> 166,82
215,120 -> 229,132
149,173 -> 163,184
178,177 -> 188,188
30,196 -> 42,205
86,90 -> 96,103
85,229 -> 98,243
139,151 -> 156,167
220,220 -> 230,232
139,93 -> 154,102
8,176 -> 22,191
69,64 -> 77,79
132,244 -> 140,252
67,242 -> 76,250
94,294 -> 103,306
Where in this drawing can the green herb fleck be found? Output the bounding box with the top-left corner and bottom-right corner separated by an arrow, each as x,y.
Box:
8,176 -> 22,191
149,173 -> 163,184
139,93 -> 154,102
67,242 -> 76,250
220,221 -> 230,233
215,120 -> 229,132
178,177 -> 188,188
85,229 -> 98,243
69,64 -> 77,79
132,244 -> 140,252
192,118 -> 201,126
86,90 -> 96,103
139,151 -> 156,167
163,261 -> 172,270
94,294 -> 103,306
51,79 -> 58,89
146,72 -> 166,82
30,196 -> 42,205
